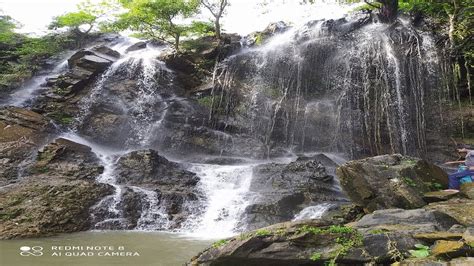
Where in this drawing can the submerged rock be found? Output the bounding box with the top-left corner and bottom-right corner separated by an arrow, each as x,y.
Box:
0,138 -> 113,239
337,154 -> 448,212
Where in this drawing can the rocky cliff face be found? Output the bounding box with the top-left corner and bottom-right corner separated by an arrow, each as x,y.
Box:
0,137 -> 113,239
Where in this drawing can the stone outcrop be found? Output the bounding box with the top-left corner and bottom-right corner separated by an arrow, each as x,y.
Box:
0,107 -> 55,186
241,158 -> 347,230
32,46 -> 120,127
0,138 -> 113,239
114,149 -> 200,227
337,154 -> 448,213
189,209 -> 472,266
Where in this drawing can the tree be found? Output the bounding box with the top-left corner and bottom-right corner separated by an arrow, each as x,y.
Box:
114,0 -> 201,51
201,0 -> 229,40
48,0 -> 116,36
49,11 -> 98,35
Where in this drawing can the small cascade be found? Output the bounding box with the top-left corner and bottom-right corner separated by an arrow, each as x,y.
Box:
183,164 -> 256,238
293,203 -> 334,221
59,132 -> 128,229
1,54 -> 71,107
131,186 -> 171,231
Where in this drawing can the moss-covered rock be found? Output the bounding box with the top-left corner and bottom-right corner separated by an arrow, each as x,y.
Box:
431,240 -> 469,258
337,154 -> 448,213
425,199 -> 474,226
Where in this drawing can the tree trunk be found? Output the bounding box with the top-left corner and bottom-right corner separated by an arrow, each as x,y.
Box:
175,34 -> 180,51
378,0 -> 398,23
215,18 -> 221,40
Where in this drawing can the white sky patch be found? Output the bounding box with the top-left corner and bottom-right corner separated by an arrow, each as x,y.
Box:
0,0 -> 359,36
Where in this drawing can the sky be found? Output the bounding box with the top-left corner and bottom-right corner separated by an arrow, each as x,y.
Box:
0,0 -> 359,36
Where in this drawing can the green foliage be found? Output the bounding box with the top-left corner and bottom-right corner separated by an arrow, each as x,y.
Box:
310,252 -> 322,261
112,0 -> 202,50
408,244 -> 430,258
369,228 -> 387,234
50,11 -> 97,31
402,176 -> 417,187
0,15 -> 74,90
255,229 -> 272,236
296,224 -> 362,264
212,239 -> 229,248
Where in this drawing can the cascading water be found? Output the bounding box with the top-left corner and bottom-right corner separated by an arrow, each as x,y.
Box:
208,15 -> 443,159
1,1 -> 448,241
182,164 -> 257,238
0,54 -> 71,107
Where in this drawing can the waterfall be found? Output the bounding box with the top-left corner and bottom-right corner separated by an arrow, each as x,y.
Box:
1,3 -> 447,240
182,164 -> 257,238
207,17 -> 443,159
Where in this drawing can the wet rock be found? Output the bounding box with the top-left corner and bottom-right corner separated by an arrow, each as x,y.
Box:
91,45 -> 121,58
0,180 -> 113,239
337,154 -> 448,212
114,149 -> 200,227
423,190 -> 460,203
0,107 -> 55,186
125,41 -> 147,53
29,138 -> 104,180
425,199 -> 474,226
460,182 -> 474,199
242,159 -> 346,230
68,49 -> 117,72
0,138 -> 113,239
79,112 -> 131,146
354,209 -> 458,233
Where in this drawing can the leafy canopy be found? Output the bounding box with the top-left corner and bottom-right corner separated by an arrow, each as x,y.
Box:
113,0 -> 203,50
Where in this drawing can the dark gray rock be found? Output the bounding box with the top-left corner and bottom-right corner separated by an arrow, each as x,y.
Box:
114,149 -> 200,228
241,159 -> 346,230
337,154 -> 448,213
125,41 -> 147,53
354,208 -> 459,233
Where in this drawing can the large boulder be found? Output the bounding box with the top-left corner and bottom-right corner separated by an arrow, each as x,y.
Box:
336,154 -> 448,213
241,159 -> 347,230
114,149 -> 200,228
0,138 -> 113,239
0,107 -> 55,186
68,48 -> 118,72
189,209 -> 469,266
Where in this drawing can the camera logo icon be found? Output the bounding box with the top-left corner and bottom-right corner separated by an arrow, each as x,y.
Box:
19,246 -> 43,256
